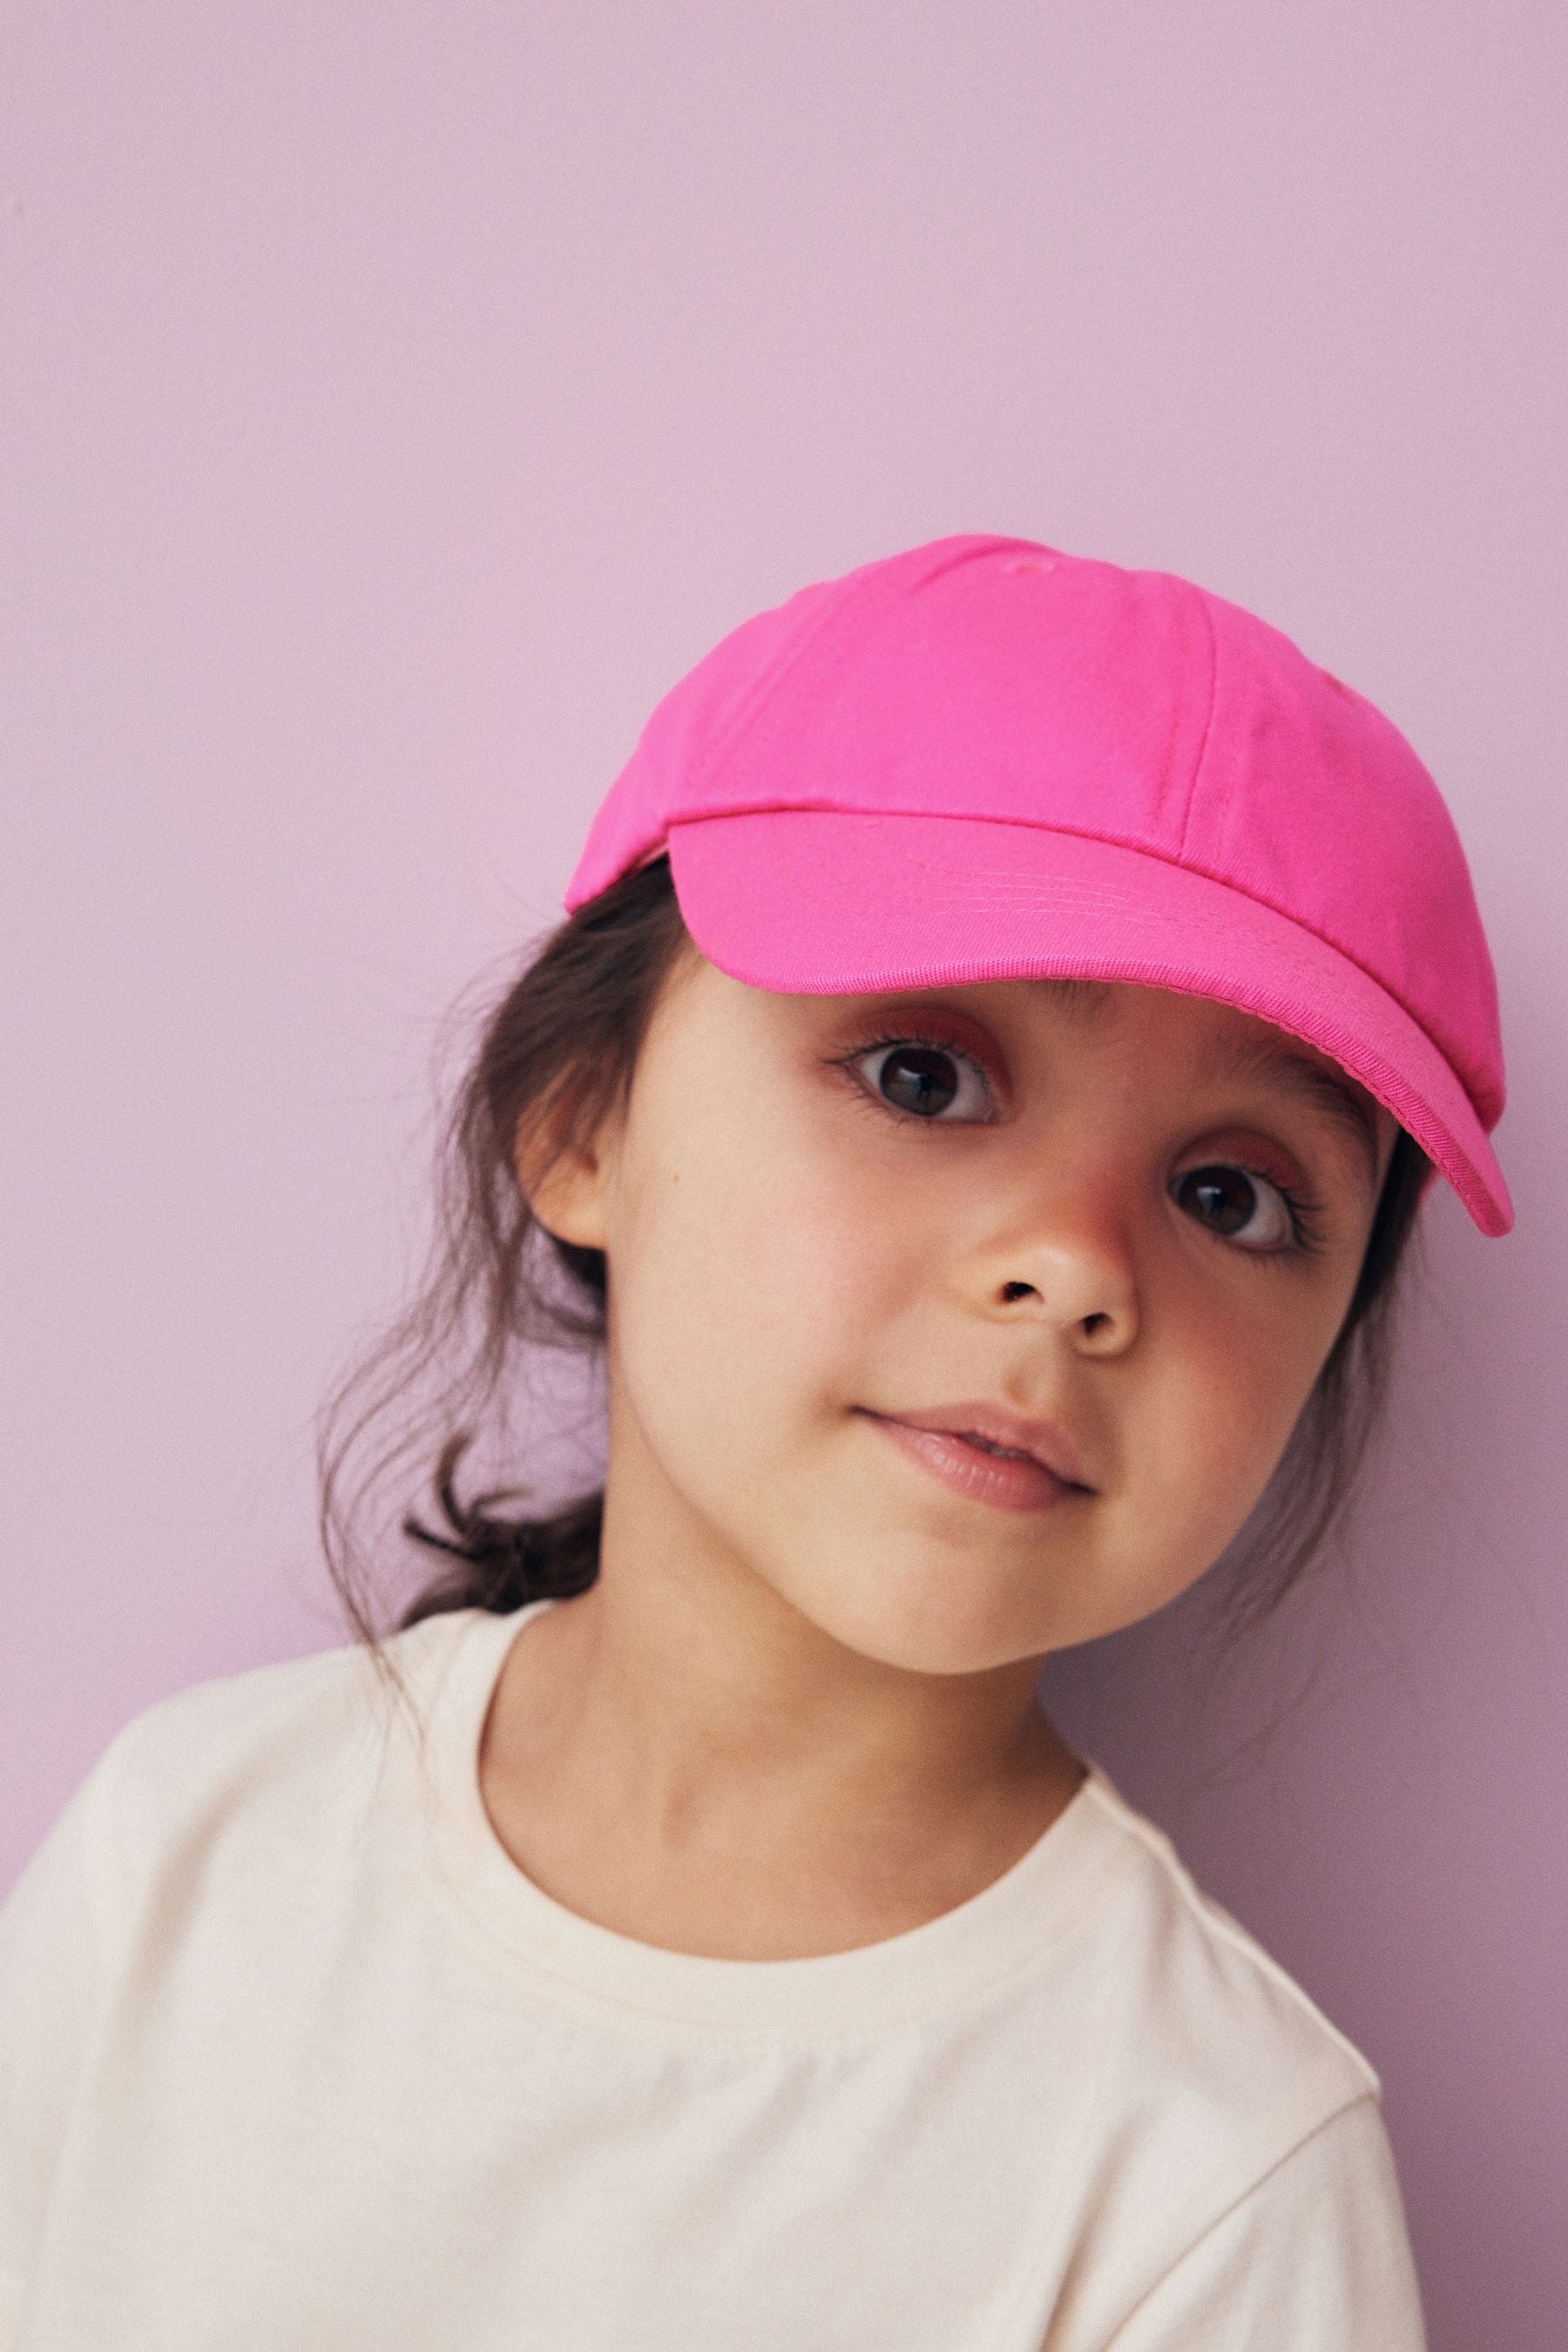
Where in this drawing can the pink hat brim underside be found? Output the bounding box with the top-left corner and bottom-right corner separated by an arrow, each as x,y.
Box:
666,809 -> 1513,1239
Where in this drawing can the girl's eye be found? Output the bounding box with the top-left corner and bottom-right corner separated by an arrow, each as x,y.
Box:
848,1038 -> 995,1122
1171,1164 -> 1295,1252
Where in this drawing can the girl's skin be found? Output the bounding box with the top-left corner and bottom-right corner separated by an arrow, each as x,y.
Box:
480,946 -> 1398,1963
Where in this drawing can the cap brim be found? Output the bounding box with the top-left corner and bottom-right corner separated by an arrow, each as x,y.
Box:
666,809 -> 1512,1237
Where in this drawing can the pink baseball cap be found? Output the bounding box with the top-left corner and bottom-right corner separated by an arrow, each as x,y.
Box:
565,533 -> 1511,1236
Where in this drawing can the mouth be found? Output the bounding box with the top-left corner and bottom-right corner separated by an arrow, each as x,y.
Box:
855,1405 -> 1094,1517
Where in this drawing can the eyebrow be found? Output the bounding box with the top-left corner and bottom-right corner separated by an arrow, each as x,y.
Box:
1200,1034 -> 1382,1191
1017,977 -> 1119,1018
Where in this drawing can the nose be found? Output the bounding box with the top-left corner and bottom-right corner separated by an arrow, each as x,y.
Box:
979,1186 -> 1140,1358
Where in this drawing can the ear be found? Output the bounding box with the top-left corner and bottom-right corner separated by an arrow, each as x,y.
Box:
512,1085 -> 618,1251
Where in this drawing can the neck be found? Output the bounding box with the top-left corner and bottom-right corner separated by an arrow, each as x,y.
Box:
476,1464 -> 1084,1959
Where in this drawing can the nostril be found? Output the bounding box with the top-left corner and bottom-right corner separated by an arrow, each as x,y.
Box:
1080,1310 -> 1111,1336
1002,1281 -> 1037,1302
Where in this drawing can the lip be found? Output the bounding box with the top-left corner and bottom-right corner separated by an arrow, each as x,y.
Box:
870,1402 -> 1093,1485
855,1402 -> 1095,1516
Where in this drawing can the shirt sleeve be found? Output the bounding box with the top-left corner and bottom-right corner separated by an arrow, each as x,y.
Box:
0,1761 -> 116,2349
1101,2095 -> 1427,2351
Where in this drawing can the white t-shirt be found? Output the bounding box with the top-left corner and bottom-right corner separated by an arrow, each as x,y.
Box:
0,1598 -> 1425,2349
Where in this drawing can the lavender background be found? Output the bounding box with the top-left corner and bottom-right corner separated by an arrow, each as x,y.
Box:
3,7 -> 1564,2343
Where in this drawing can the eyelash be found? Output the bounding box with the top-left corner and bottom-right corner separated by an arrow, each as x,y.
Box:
826,1028 -> 1331,1260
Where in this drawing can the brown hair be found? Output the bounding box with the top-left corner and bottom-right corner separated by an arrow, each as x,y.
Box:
316,851 -> 1430,1663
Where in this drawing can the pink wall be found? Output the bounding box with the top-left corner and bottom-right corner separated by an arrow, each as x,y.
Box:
3,6 -> 1563,2342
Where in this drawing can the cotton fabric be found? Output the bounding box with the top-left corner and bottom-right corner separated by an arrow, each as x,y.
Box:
0,1599 -> 1425,2349
564,532 -> 1510,1235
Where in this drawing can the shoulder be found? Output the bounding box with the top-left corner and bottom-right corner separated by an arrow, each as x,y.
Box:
1072,1765 -> 1380,2100
61,1609 -> 483,1919
1043,1767 -> 1386,2254
1008,1768 -> 1415,2335
94,1609 -> 460,1786
1072,1767 -> 1380,2108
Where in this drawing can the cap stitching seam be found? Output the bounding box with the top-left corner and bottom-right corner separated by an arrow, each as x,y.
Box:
713,540 -> 1038,797
679,588 -> 859,799
1176,589 -> 1224,862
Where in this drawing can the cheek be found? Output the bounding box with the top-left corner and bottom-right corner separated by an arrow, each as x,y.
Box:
604,1101 -> 892,1460
1137,1278 -> 1343,1565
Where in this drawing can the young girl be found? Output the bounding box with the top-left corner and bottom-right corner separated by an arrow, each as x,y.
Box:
0,534 -> 1510,2349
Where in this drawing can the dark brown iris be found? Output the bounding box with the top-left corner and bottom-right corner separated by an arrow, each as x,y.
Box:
879,1046 -> 960,1116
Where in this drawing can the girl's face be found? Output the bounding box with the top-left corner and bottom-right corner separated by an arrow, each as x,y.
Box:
531,951 -> 1399,1678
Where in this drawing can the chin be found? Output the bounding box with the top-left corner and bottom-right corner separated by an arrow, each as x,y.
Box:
781,1565 -> 1058,1680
